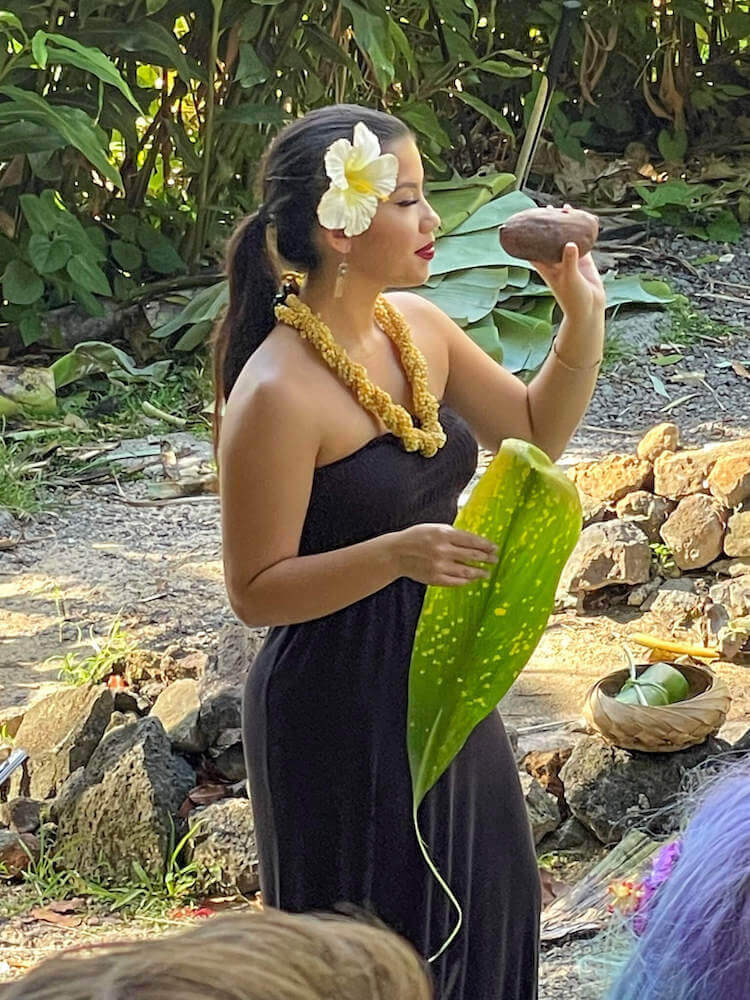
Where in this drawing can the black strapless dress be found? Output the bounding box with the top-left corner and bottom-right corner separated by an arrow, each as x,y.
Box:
243,405 -> 540,999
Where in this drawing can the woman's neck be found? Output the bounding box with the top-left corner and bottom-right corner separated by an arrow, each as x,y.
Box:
299,265 -> 386,352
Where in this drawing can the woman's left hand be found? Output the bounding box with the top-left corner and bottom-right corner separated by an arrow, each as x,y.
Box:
531,241 -> 606,321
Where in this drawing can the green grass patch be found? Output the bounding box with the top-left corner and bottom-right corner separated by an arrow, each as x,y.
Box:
601,330 -> 639,372
60,356 -> 213,440
1,357 -> 213,513
8,818 -> 210,919
46,615 -> 139,686
665,295 -> 739,345
0,437 -> 49,515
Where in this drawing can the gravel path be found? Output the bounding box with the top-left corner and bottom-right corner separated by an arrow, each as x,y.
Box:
567,228 -> 749,460
540,938 -> 609,1000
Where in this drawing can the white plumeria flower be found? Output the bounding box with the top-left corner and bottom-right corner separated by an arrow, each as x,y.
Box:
316,122 -> 399,238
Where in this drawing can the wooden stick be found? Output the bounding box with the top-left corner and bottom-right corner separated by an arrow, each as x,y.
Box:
629,632 -> 720,660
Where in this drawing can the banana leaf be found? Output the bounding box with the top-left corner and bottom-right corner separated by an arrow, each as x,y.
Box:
415,267 -> 509,324
429,224 -> 528,276
494,307 -> 554,373
426,171 -> 516,235
0,364 -> 57,416
408,438 -> 581,958
602,275 -> 675,308
50,342 -> 170,388
448,189 -> 535,236
465,313 -> 503,363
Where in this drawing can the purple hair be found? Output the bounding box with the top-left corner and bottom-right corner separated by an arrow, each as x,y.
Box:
607,760 -> 750,1000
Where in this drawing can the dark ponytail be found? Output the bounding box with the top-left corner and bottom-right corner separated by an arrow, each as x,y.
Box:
212,210 -> 276,440
212,104 -> 411,446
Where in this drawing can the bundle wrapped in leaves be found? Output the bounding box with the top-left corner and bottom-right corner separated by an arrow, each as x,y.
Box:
407,438 -> 582,958
615,662 -> 690,707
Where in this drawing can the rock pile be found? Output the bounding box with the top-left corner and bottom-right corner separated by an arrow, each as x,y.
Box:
559,423 -> 750,661
518,727 -> 748,848
0,624 -> 264,894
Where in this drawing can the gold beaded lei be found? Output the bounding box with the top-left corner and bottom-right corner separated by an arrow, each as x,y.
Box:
275,293 -> 446,458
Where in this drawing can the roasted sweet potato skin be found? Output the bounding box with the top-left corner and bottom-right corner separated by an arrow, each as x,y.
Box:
499,206 -> 599,263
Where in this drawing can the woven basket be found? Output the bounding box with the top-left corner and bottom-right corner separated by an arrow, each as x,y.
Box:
583,662 -> 731,753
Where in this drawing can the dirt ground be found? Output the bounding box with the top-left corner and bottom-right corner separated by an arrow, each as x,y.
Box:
1,308 -> 749,993
3,434 -> 749,994
2,435 -> 749,730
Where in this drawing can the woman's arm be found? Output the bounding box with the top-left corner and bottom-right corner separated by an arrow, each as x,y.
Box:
393,243 -> 605,463
526,243 -> 605,459
219,380 -> 497,627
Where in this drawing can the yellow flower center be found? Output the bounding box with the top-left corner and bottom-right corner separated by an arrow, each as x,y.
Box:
344,167 -> 375,196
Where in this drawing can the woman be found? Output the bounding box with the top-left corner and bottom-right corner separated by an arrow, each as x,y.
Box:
216,104 -> 605,1000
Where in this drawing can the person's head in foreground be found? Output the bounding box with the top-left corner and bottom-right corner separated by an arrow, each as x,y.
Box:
607,759 -> 750,1000
1,908 -> 433,1000
213,103 -> 439,411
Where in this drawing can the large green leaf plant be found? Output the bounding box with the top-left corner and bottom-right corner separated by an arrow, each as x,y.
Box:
148,173 -> 673,374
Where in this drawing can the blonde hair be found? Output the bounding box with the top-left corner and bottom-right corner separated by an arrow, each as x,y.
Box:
2,908 -> 433,1000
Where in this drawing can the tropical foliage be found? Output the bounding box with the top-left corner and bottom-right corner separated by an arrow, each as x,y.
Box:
150,180 -> 674,374
0,0 -> 747,355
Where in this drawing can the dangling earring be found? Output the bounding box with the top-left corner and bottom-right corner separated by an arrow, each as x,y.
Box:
334,258 -> 348,299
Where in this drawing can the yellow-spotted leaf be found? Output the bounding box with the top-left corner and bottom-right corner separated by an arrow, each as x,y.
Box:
408,438 -> 581,807
407,438 -> 581,960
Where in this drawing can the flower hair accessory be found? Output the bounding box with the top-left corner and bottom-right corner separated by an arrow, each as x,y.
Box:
316,122 -> 399,238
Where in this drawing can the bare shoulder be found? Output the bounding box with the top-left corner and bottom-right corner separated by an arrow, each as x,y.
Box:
384,290 -> 455,343
384,289 -> 440,320
219,325 -> 322,459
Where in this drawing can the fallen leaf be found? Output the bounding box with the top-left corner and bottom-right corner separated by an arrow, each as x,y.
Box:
189,783 -> 230,806
731,360 -> 750,380
45,898 -> 86,913
62,413 -> 88,431
160,443 -> 180,480
198,895 -> 247,911
648,372 -> 669,398
168,906 -> 215,920
29,905 -> 83,928
652,353 -> 683,366
660,392 -> 700,413
179,782 -> 230,818
669,371 -> 706,384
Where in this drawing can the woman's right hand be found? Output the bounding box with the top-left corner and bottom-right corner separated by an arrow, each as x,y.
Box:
388,523 -> 498,587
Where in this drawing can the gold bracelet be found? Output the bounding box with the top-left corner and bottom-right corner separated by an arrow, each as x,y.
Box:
551,337 -> 602,372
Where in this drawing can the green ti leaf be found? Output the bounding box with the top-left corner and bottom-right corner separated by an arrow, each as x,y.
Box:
453,89 -> 513,136
406,438 -> 580,959
408,438 -> 581,808
343,1 -> 395,93
0,86 -> 123,191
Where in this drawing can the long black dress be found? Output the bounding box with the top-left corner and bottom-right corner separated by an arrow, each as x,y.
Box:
243,404 -> 540,1000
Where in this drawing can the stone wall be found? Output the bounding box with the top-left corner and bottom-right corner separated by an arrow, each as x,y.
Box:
559,423 -> 750,661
